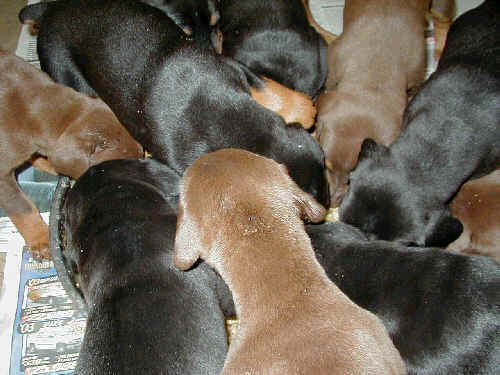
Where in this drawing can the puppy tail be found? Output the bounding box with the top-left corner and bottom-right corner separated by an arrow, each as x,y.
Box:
18,3 -> 50,35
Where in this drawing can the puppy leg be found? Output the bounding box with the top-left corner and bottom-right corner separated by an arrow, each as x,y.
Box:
430,0 -> 455,60
31,155 -> 57,175
0,173 -> 50,259
301,0 -> 338,44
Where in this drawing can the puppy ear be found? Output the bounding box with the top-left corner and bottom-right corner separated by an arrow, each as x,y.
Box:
173,204 -> 202,271
359,139 -> 388,161
293,188 -> 327,223
423,212 -> 464,248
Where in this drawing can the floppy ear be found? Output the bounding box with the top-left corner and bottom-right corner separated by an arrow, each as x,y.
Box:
173,203 -> 203,271
423,212 -> 464,248
359,139 -> 389,161
293,188 -> 327,223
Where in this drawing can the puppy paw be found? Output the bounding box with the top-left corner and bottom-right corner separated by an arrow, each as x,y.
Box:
26,240 -> 51,261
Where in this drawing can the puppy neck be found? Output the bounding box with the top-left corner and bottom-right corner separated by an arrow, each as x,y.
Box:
206,219 -> 338,325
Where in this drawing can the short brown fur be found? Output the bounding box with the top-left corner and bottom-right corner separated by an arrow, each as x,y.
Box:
174,148 -> 406,375
0,51 -> 143,259
316,0 -> 435,207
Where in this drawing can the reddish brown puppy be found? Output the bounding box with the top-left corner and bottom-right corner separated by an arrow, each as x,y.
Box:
315,0 -> 430,206
174,148 -> 406,375
0,51 -> 143,259
448,169 -> 500,262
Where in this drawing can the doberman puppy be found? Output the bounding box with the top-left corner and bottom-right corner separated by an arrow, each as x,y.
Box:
62,158 -> 228,375
174,149 -> 406,375
217,0 -> 328,98
0,50 -> 142,259
307,220 -> 500,375
31,0 -> 330,207
19,0 -> 221,48
448,169 -> 500,262
339,0 -> 500,246
315,0 -> 429,206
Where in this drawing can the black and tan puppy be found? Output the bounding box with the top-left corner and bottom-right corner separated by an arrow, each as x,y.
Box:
339,0 -> 500,246
307,221 -> 500,375
62,158 -> 228,375
217,0 -> 328,98
19,0 -> 221,48
31,0 -> 329,207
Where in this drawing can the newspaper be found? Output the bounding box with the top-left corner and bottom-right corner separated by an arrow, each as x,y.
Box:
15,0 -> 42,67
0,214 -> 87,375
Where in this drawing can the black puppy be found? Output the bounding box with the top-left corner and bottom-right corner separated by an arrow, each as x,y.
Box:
339,0 -> 500,247
62,158 -> 228,375
32,0 -> 329,207
307,221 -> 500,375
19,0 -> 220,48
218,0 -> 327,98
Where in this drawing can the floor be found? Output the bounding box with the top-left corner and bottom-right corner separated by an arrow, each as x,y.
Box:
0,0 -> 26,292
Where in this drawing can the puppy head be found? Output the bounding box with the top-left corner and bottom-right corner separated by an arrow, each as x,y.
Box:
174,148 -> 326,270
147,0 -> 221,51
281,123 -> 331,209
219,17 -> 328,98
50,98 -> 143,179
340,139 -> 463,247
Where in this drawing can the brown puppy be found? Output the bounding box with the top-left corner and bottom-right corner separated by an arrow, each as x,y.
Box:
447,169 -> 500,262
0,51 -> 143,259
315,0 -> 429,207
174,148 -> 406,375
250,77 -> 317,129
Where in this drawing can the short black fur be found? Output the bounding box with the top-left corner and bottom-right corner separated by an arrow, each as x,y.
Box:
62,158 -> 230,374
340,0 -> 500,246
307,221 -> 500,375
218,0 -> 328,98
32,0 -> 329,207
